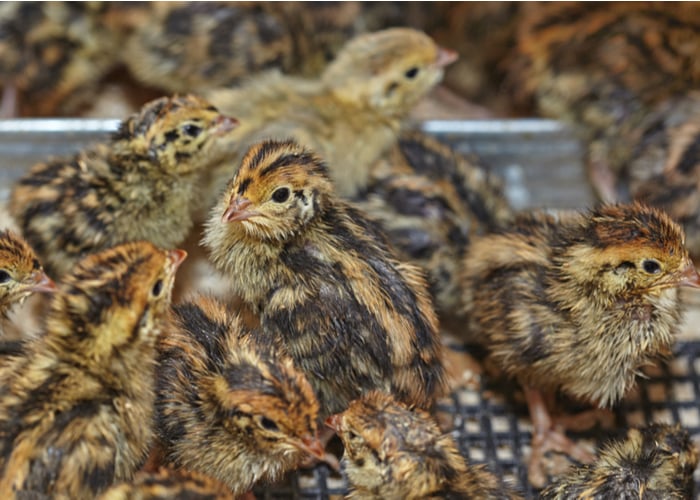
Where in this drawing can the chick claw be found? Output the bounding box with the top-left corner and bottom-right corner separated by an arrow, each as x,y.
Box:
525,387 -> 596,488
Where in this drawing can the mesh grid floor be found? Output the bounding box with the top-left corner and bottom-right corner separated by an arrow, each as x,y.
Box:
256,341 -> 700,499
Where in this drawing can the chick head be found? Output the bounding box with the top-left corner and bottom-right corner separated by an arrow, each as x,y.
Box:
216,139 -> 333,242
0,229 -> 55,313
322,28 -> 457,118
113,94 -> 238,175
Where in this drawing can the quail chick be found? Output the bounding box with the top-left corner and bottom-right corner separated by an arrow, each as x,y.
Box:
203,140 -> 445,418
327,391 -> 521,500
510,3 -> 700,206
460,202 -> 700,487
0,2 -> 145,117
0,241 -> 186,497
205,27 -> 457,199
99,468 -> 234,500
356,130 -> 512,315
122,2 -> 364,96
9,94 -> 236,279
157,294 -> 325,495
540,423 -> 699,499
0,229 -> 54,324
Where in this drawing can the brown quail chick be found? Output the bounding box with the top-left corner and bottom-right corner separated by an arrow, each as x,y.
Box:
99,468 -> 234,500
327,391 -> 522,500
205,27 -> 457,199
156,294 -> 325,495
0,241 -> 186,497
0,2 -> 146,117
203,140 -> 445,418
0,229 -> 54,324
356,130 -> 513,315
9,94 -> 236,279
510,3 -> 700,204
540,424 -> 699,499
460,202 -> 700,487
122,2 -> 364,96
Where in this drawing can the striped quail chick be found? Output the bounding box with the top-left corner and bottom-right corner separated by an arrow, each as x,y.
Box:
0,2 -> 145,117
327,391 -> 521,500
156,295 -> 325,495
0,241 -> 186,497
122,2 -> 363,96
203,140 -> 445,418
510,3 -> 700,216
540,424 -> 699,499
460,203 -> 700,487
356,130 -> 512,315
205,27 -> 457,199
9,94 -> 236,278
0,229 -> 54,325
99,468 -> 233,500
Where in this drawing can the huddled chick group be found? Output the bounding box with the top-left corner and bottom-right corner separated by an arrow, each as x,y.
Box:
0,16 -> 699,500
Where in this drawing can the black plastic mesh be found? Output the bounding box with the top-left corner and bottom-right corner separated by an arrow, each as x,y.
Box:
258,341 -> 700,499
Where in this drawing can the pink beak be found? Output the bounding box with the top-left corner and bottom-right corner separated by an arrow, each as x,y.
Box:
435,47 -> 458,68
167,249 -> 188,269
678,262 -> 700,288
298,434 -> 326,460
26,270 -> 56,293
222,196 -> 257,222
324,414 -> 341,432
214,115 -> 238,134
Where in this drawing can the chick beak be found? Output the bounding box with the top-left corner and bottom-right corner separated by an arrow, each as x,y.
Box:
435,47 -> 458,68
26,270 -> 56,294
324,414 -> 341,432
214,115 -> 238,134
677,261 -> 700,288
297,434 -> 326,460
222,196 -> 257,223
167,249 -> 188,270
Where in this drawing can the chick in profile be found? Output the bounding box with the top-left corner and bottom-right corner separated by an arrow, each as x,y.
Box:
460,203 -> 700,487
203,140 -> 445,418
327,391 -> 521,500
0,242 -> 186,497
156,294 -> 325,495
540,424 -> 699,499
0,229 -> 54,324
205,27 -> 457,199
9,94 -> 237,278
99,468 -> 234,500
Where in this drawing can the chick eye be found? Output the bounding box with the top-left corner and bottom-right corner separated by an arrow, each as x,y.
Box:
151,279 -> 163,297
259,416 -> 279,431
271,187 -> 290,203
404,67 -> 419,79
642,259 -> 661,274
0,270 -> 10,284
182,124 -> 202,137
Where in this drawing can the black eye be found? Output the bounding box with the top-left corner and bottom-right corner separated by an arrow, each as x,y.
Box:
260,417 -> 279,431
404,67 -> 419,79
0,270 -> 10,284
642,259 -> 661,274
182,124 -> 202,137
271,187 -> 290,203
151,279 -> 163,297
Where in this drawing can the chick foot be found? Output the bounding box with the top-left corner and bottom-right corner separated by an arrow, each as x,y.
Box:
525,387 -> 596,488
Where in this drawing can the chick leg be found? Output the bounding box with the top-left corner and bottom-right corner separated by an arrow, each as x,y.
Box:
524,386 -> 596,488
